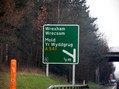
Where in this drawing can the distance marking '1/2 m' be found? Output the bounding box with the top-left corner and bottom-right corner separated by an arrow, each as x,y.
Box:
62,48 -> 76,63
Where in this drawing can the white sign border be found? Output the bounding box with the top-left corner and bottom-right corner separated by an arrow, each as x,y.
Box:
42,24 -> 79,64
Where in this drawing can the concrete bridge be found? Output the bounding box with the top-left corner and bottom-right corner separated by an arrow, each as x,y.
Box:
104,52 -> 119,62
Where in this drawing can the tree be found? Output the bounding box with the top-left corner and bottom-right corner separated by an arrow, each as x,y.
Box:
45,0 -> 113,83
0,0 -> 114,84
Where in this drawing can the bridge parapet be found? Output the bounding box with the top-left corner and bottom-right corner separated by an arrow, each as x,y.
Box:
104,52 -> 119,62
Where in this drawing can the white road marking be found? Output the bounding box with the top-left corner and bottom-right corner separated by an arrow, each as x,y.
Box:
112,86 -> 116,89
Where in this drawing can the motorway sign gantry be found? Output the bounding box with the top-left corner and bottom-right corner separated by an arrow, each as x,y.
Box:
43,24 -> 79,64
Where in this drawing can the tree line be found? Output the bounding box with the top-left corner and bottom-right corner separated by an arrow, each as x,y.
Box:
0,0 -> 114,84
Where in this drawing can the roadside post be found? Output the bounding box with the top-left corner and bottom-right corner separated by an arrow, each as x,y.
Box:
10,59 -> 16,89
43,24 -> 79,85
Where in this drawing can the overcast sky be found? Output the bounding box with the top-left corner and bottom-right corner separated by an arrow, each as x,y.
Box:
86,0 -> 119,78
86,0 -> 119,47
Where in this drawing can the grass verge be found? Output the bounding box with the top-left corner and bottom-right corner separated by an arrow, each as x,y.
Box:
88,82 -> 103,89
0,73 -> 9,89
0,72 -> 104,89
0,72 -> 65,89
17,73 -> 64,89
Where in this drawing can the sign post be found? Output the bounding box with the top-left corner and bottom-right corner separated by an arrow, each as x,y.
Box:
72,64 -> 75,85
43,24 -> 79,84
10,59 -> 16,89
43,24 -> 79,64
46,64 -> 49,77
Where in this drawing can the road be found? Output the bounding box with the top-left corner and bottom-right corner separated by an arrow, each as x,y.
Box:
100,86 -> 116,89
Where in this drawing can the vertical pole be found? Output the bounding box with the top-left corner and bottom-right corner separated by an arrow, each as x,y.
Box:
6,44 -> 8,63
83,80 -> 86,85
58,0 -> 60,23
10,59 -> 16,89
72,64 -> 75,85
46,64 -> 49,77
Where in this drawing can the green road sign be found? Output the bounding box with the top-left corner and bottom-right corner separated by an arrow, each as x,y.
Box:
43,24 -> 79,64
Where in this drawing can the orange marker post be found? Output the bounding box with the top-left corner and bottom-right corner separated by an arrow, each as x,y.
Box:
10,59 -> 16,89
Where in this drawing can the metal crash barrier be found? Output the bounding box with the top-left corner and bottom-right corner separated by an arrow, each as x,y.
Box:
47,84 -> 89,89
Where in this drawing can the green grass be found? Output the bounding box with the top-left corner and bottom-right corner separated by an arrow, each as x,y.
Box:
0,72 -> 103,89
0,73 -> 10,89
17,73 -> 63,89
88,82 -> 103,89
0,72 -> 65,89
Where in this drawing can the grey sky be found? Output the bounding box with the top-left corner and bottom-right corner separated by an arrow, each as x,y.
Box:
86,0 -> 119,78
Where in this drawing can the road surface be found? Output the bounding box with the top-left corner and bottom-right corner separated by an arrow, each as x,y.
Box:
100,86 -> 116,89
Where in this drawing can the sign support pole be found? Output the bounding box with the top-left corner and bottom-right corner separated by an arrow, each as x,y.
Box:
46,64 -> 49,77
72,64 -> 75,85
